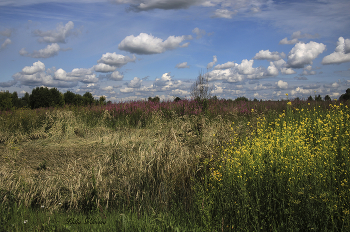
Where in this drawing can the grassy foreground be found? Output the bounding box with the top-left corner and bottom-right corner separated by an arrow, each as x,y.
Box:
0,99 -> 349,231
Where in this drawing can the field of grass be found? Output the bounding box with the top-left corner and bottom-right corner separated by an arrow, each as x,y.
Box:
0,98 -> 349,231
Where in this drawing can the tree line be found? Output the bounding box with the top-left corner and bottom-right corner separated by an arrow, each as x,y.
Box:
1,84 -> 349,112
0,87 -> 108,111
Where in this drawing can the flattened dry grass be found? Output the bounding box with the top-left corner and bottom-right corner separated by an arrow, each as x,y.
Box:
0,108 -> 240,217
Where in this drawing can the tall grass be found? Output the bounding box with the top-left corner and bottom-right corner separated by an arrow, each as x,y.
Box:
0,99 -> 348,231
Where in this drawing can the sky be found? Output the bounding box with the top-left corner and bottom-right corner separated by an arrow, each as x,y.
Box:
0,0 -> 350,102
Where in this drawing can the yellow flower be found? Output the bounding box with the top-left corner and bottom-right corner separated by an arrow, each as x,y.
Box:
285,93 -> 288,96
287,102 -> 292,105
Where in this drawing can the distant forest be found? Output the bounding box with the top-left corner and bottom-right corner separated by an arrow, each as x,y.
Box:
0,86 -> 349,112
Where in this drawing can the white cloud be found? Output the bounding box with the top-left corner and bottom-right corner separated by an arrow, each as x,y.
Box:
54,67 -> 98,83
207,69 -> 244,83
276,80 -> 288,89
290,87 -> 314,96
176,62 -> 190,68
211,84 -> 224,94
21,61 -> 45,75
93,63 -> 117,72
211,9 -> 237,19
127,77 -> 142,88
0,79 -> 17,87
322,37 -> 350,65
273,59 -> 296,74
13,62 -> 79,88
0,38 -> 12,50
118,33 -> 191,55
120,87 -> 135,93
192,27 -> 206,39
32,21 -> 80,43
279,38 -> 299,45
236,59 -> 255,75
97,52 -> 136,67
280,68 -> 296,75
110,71 -> 124,81
207,55 -> 217,69
102,86 -> 114,91
287,41 -> 326,68
214,61 -> 235,70
19,43 -> 61,58
253,50 -> 286,61
266,62 -> 279,76
302,65 -> 316,75
171,89 -> 190,96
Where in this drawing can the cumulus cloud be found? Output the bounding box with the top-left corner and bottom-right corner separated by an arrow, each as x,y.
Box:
266,62 -> 279,76
302,65 -> 316,75
93,63 -> 117,72
21,61 -> 46,75
154,72 -> 172,86
290,87 -> 314,96
0,38 -> 12,50
279,31 -> 319,45
97,52 -> 136,67
0,79 -> 17,87
276,80 -> 288,89
19,43 -> 61,58
211,9 -> 237,19
322,37 -> 350,65
176,62 -> 190,68
287,41 -> 326,68
214,61 -> 235,70
102,86 -> 114,91
253,50 -> 286,61
32,21 -> 80,43
118,33 -> 192,55
207,55 -> 217,69
279,38 -> 299,45
54,67 -> 98,83
272,59 -> 296,74
192,27 -> 206,39
207,69 -> 244,83
127,77 -> 142,88
110,71 -> 124,81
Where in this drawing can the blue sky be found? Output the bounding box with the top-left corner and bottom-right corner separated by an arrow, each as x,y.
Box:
1,0 -> 350,102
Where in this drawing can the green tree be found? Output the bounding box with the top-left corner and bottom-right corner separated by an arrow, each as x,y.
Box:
11,91 -> 20,108
315,94 -> 322,101
235,96 -> 249,102
64,91 -> 76,105
20,92 -> 30,108
324,95 -> 331,101
173,96 -> 182,102
307,95 -> 314,101
30,87 -> 51,109
0,90 -> 13,111
49,88 -> 64,107
99,96 -> 106,105
148,96 -> 160,103
83,92 -> 95,106
339,88 -> 350,101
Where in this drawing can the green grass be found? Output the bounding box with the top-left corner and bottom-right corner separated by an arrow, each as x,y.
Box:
0,100 -> 349,231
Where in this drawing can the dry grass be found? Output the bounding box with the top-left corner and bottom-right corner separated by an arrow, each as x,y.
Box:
0,109 -> 241,215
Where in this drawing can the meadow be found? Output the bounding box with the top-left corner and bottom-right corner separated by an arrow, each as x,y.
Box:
0,98 -> 349,231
